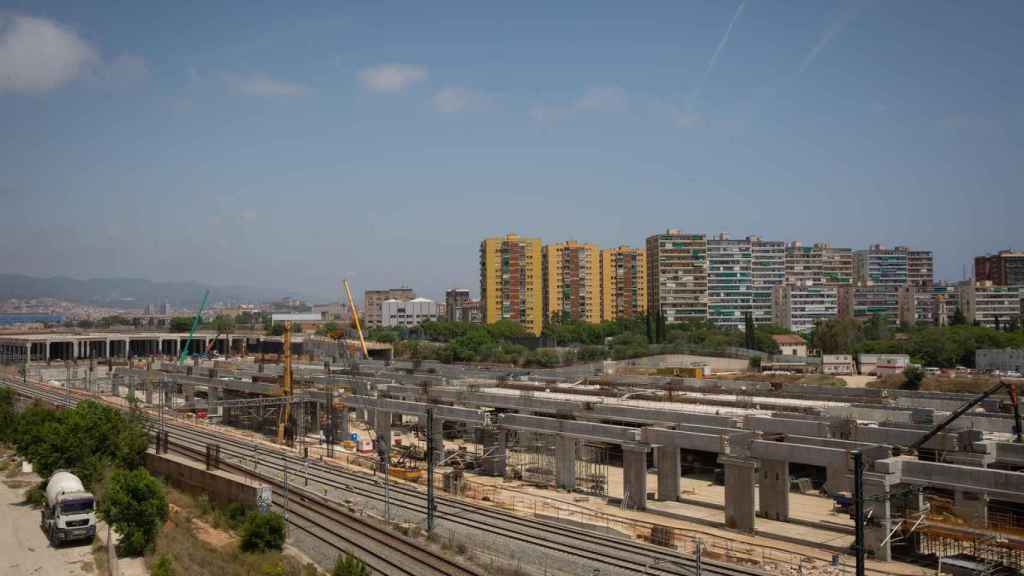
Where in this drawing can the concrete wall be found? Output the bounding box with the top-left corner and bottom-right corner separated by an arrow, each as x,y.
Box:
144,451 -> 264,507
611,354 -> 749,373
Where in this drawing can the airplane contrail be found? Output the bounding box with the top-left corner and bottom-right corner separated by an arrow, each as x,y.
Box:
694,1 -> 746,101
799,6 -> 860,74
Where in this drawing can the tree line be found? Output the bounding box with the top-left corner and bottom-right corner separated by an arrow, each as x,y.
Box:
365,316 -> 786,366
810,317 -> 1024,368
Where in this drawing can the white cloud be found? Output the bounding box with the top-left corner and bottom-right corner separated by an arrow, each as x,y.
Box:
226,73 -> 308,97
0,14 -> 98,93
432,86 -> 488,113
573,85 -> 627,112
670,108 -> 703,128
358,63 -> 427,93
529,85 -> 627,124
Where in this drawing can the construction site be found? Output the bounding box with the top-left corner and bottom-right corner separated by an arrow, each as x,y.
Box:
3,299 -> 1024,576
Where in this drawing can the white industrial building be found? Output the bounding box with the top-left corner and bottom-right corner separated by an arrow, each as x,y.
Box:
858,353 -> 910,376
822,354 -> 855,375
381,297 -> 440,328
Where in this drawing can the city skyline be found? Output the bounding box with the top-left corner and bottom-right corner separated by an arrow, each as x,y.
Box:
2,2 -> 1022,302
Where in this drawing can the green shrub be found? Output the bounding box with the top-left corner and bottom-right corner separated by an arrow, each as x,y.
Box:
99,468 -> 169,556
152,554 -> 175,576
215,501 -> 252,531
902,366 -> 925,390
333,553 -> 370,576
240,512 -> 286,553
24,483 -> 47,508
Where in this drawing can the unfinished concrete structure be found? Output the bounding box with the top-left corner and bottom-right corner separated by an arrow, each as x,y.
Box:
68,357 -> 1024,570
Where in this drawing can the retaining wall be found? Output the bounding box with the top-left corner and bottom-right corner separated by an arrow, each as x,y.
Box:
144,450 -> 264,507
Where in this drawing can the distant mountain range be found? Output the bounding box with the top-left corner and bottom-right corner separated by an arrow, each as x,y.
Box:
0,274 -> 279,309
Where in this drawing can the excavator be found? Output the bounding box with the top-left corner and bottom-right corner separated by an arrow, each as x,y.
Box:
898,377 -> 1022,454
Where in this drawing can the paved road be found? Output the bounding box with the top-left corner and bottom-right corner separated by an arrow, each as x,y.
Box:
0,474 -> 97,576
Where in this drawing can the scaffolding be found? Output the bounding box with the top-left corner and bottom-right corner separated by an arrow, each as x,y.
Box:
576,443 -> 609,497
509,432 -> 557,488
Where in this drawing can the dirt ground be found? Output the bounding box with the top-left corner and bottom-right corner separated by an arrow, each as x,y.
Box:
0,469 -> 99,576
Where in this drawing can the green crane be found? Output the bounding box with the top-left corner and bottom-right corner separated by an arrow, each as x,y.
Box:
177,290 -> 210,365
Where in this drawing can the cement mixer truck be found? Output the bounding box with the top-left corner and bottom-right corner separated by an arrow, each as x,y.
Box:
41,471 -> 96,546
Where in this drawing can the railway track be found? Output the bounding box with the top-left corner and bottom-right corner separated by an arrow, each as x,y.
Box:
2,376 -> 765,576
165,434 -> 480,576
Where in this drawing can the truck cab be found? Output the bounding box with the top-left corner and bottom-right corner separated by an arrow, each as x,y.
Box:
42,471 -> 97,546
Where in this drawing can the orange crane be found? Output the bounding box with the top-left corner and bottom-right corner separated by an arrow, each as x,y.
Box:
343,279 -> 369,358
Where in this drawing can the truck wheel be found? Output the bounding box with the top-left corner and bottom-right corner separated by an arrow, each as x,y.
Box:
48,526 -> 56,547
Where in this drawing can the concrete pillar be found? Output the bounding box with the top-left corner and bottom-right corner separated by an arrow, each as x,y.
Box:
719,455 -> 757,532
430,417 -> 445,460
44,341 -> 50,361
824,461 -> 850,495
656,445 -> 681,502
864,476 -> 893,561
144,381 -> 153,404
954,490 -> 989,528
338,408 -> 350,439
556,436 -> 577,490
375,410 -> 392,447
124,339 -> 130,358
758,459 -> 790,521
25,343 -> 31,365
622,445 -> 650,511
480,428 -> 507,477
518,411 -> 536,447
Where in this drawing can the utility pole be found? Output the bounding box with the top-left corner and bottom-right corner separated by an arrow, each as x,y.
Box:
426,406 -> 436,532
378,427 -> 391,525
328,380 -> 336,458
65,361 -> 71,408
283,453 -> 290,535
159,375 -> 166,442
853,450 -> 865,576
695,536 -> 702,576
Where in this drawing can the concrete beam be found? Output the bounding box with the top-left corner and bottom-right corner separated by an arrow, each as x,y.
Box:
855,426 -> 958,452
342,395 -> 490,425
746,415 -> 829,438
993,442 -> 1024,468
749,439 -> 848,469
877,458 -> 1024,503
495,413 -> 642,444
643,428 -> 723,453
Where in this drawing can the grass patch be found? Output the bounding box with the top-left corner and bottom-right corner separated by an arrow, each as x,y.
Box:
149,506 -> 319,576
867,374 -> 1000,394
92,537 -> 110,576
796,374 -> 847,387
149,486 -> 320,576
23,482 -> 46,507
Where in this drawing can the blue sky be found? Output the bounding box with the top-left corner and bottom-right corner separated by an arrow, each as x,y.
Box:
1,1 -> 1021,302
